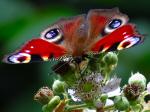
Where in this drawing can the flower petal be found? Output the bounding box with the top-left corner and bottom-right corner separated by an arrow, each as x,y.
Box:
68,89 -> 81,102
105,99 -> 114,106
101,76 -> 121,93
107,87 -> 121,97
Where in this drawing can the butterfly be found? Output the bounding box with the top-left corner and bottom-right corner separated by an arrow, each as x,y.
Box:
4,8 -> 144,64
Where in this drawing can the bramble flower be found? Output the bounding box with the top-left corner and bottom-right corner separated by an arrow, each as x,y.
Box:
34,52 -> 149,112
101,76 -> 121,94
68,89 -> 81,102
68,72 -> 121,103
71,73 -> 103,102
107,87 -> 121,97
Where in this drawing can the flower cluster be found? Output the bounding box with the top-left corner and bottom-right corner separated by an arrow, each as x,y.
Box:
34,52 -> 150,112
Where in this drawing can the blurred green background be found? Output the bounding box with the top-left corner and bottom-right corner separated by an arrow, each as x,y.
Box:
0,0 -> 150,112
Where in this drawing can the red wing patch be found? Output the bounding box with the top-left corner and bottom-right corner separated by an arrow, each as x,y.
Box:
4,39 -> 67,64
91,24 -> 144,52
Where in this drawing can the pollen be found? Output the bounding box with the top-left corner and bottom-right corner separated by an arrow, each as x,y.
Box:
72,73 -> 104,101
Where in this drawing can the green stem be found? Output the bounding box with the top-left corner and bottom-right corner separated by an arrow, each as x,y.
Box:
65,103 -> 88,111
104,73 -> 108,83
63,91 -> 68,99
140,91 -> 148,104
103,66 -> 113,83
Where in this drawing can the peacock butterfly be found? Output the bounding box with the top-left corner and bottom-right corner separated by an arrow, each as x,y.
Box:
3,8 -> 144,64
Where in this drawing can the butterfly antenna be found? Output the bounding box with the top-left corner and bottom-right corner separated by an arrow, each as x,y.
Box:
53,60 -> 71,73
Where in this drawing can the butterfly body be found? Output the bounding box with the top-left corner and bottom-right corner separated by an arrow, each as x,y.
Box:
4,8 -> 144,64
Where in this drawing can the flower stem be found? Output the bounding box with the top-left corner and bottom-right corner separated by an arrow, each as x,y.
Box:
65,104 -> 88,111
63,91 -> 68,99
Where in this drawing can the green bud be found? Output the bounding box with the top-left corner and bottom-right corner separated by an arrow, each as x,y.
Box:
128,72 -> 146,91
114,96 -> 129,111
103,52 -> 118,66
100,94 -> 108,103
131,104 -> 142,112
42,105 -> 49,112
47,96 -> 60,111
52,80 -> 66,94
34,87 -> 54,104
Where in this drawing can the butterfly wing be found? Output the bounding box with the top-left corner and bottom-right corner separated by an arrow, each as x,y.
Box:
3,38 -> 67,64
3,15 -> 85,64
88,8 -> 144,53
91,24 -> 144,52
3,8 -> 144,64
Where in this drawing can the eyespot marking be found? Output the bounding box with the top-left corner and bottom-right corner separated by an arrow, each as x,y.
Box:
41,28 -> 63,43
7,53 -> 31,64
117,36 -> 141,50
108,19 -> 122,29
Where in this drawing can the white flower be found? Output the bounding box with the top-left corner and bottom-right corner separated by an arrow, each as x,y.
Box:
101,76 -> 121,94
105,99 -> 114,107
107,87 -> 121,97
68,73 -> 121,102
68,89 -> 81,102
71,73 -> 104,101
147,82 -> 150,94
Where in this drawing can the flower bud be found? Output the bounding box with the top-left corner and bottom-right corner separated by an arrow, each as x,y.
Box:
128,72 -> 146,91
103,52 -> 118,66
34,87 -> 54,104
52,80 -> 66,94
47,96 -> 60,111
132,104 -> 142,112
42,105 -> 49,112
114,96 -> 129,111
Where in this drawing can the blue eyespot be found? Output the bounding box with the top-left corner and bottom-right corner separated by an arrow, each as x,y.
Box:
109,19 -> 122,29
45,28 -> 60,39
